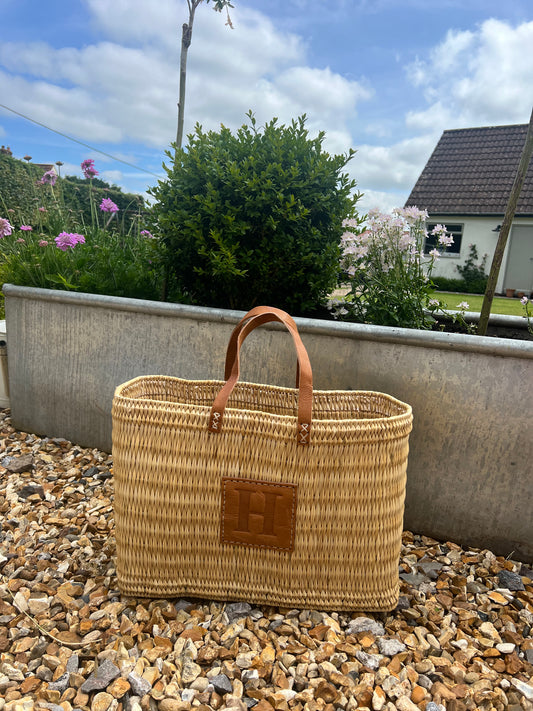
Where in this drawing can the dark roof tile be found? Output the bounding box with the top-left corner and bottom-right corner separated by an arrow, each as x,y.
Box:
405,124 -> 533,215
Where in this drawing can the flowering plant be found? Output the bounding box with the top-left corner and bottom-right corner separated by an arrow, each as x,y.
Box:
99,198 -> 119,213
1,161 -> 160,312
55,232 -> 86,251
0,217 -> 13,238
39,169 -> 57,187
81,159 -> 99,180
331,207 -> 448,329
521,296 -> 533,335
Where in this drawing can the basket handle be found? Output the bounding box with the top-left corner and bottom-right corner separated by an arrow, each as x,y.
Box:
209,307 -> 313,445
224,306 -> 301,386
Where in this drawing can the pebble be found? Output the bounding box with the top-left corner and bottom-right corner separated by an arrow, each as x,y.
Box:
90,691 -> 115,711
377,637 -> 406,656
498,569 -> 526,591
80,660 -> 120,693
210,674 -> 233,695
512,678 -> 533,701
127,671 -> 152,697
0,408 -> 532,711
346,616 -> 386,636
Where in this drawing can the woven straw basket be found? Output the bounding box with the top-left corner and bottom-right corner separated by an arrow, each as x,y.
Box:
112,306 -> 413,611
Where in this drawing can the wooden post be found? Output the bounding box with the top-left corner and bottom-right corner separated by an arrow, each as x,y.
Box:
477,107 -> 533,336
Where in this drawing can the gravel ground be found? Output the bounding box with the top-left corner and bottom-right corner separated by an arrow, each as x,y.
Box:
1,408 -> 532,711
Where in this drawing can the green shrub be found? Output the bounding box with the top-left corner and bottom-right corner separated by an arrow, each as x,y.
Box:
431,276 -> 468,292
0,153 -> 58,220
455,244 -> 488,293
149,113 -> 360,315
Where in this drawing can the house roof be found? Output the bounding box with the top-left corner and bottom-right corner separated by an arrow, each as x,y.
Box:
33,163 -> 57,173
405,124 -> 533,216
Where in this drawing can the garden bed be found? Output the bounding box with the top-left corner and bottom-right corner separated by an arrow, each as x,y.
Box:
1,409 -> 532,711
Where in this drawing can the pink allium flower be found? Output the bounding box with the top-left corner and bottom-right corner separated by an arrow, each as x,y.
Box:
99,198 -> 119,213
39,240 -> 49,247
55,231 -> 86,251
38,207 -> 47,213
140,229 -> 155,239
81,158 -> 99,179
39,169 -> 57,186
16,238 -> 25,244
0,217 -> 13,238
20,225 -> 33,231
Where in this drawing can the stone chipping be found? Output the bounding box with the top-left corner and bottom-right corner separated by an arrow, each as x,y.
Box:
1,408 -> 532,711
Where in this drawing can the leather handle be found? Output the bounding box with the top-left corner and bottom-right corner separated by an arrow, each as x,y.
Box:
209,307 -> 313,445
224,307 -> 301,386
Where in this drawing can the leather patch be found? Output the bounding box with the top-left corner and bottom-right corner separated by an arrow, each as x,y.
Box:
221,478 -> 297,551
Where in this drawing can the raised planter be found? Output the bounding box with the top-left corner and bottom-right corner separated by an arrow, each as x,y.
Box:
4,284 -> 533,562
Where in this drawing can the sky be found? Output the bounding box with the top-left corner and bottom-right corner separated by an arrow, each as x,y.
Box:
1,0 -> 533,213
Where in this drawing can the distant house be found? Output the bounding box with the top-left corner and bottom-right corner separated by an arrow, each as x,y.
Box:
405,124 -> 533,296
33,163 -> 57,174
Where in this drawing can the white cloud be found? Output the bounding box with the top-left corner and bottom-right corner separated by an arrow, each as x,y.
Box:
406,19 -> 533,131
357,188 -> 409,215
350,134 -> 438,193
0,1 -> 370,156
352,17 -> 533,209
2,5 -> 531,212
100,169 -> 124,185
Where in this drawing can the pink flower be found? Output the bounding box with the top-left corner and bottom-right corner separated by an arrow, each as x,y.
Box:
55,231 -> 86,251
99,198 -> 119,213
0,217 -> 13,238
39,240 -> 49,247
457,301 -> 470,311
438,233 -> 454,246
16,238 -> 25,244
431,224 -> 454,247
39,169 -> 57,186
38,207 -> 47,213
20,225 -> 33,231
521,296 -> 529,305
140,229 -> 155,239
81,158 -> 99,179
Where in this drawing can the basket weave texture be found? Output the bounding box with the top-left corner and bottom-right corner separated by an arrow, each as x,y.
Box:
112,367 -> 413,610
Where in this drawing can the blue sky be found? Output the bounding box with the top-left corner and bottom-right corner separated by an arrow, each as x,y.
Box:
1,0 -> 532,212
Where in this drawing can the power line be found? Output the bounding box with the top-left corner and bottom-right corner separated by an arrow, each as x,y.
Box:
0,103 -> 162,178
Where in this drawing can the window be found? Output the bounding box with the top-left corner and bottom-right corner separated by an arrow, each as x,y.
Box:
425,223 -> 463,255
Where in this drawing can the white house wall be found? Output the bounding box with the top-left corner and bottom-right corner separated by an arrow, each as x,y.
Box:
430,215 -> 533,294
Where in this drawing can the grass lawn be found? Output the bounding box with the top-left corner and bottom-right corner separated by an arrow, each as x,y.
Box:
433,292 -> 527,316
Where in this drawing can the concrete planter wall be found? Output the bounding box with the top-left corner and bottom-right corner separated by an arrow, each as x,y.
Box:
4,284 -> 533,562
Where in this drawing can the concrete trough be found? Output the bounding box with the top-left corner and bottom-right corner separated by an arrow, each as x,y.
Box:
3,284 -> 533,562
